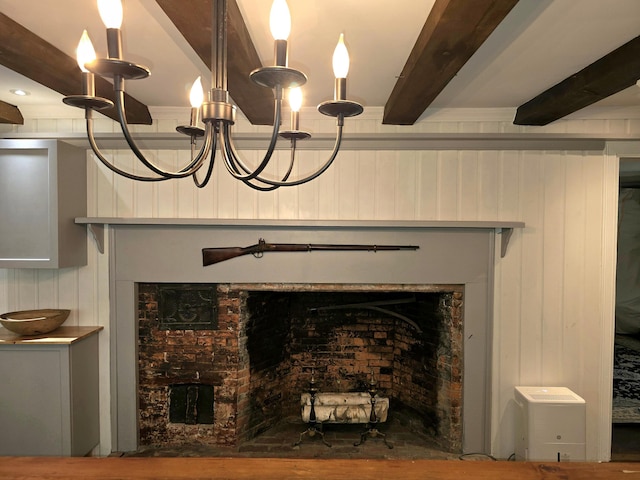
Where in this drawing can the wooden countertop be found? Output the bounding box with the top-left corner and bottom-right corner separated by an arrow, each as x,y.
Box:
0,326 -> 103,345
0,457 -> 637,480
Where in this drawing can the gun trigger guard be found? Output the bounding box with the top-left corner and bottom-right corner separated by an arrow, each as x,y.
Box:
253,251 -> 264,259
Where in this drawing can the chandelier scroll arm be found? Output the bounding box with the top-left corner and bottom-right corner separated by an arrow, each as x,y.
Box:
231,116 -> 346,188
112,88 -> 210,179
85,110 -> 169,182
236,137 -> 299,192
191,130 -> 218,188
217,93 -> 284,182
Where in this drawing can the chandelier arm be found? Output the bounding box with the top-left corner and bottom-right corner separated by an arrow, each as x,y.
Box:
191,129 -> 218,188
112,89 -> 205,179
86,113 -> 171,182
239,119 -> 346,188
219,95 -> 283,181
237,140 -> 298,191
178,122 -> 216,175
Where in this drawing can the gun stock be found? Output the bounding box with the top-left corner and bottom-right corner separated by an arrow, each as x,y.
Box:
202,246 -> 252,266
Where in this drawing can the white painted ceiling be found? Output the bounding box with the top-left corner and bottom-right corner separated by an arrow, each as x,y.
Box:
0,0 -> 639,120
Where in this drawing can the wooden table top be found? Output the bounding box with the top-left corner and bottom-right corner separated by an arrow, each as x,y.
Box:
0,457 -> 637,480
0,326 -> 103,345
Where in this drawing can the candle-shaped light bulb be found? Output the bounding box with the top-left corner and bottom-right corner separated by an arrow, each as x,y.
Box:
188,76 -> 203,126
333,33 -> 350,79
75,30 -> 97,96
270,0 -> 291,40
189,76 -> 204,108
98,0 -> 124,58
332,34 -> 350,100
76,30 -> 96,73
289,87 -> 302,112
289,87 -> 302,130
97,0 -> 123,28
270,0 -> 291,67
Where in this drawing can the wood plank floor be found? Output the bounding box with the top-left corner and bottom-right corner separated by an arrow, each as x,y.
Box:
0,457 -> 639,480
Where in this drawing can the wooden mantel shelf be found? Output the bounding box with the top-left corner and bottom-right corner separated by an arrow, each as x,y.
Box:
75,218 -> 524,258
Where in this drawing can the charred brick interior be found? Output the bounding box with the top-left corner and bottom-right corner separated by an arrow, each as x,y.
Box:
138,283 -> 463,452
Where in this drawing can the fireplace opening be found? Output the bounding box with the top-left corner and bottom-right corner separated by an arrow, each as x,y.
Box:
138,283 -> 463,453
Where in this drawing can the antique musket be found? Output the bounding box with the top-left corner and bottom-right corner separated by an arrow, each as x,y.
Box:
202,238 -> 419,266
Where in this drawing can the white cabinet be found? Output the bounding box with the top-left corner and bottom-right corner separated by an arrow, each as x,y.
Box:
0,139 -> 86,268
0,326 -> 102,456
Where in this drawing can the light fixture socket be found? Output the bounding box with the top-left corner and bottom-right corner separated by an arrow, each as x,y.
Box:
106,28 -> 123,59
82,71 -> 96,97
189,107 -> 201,127
334,78 -> 347,101
290,110 -> 299,130
274,39 -> 288,67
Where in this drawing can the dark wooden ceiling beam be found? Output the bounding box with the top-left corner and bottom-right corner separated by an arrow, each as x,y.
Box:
383,0 -> 519,125
0,12 -> 151,124
0,101 -> 24,124
514,35 -> 640,126
156,0 -> 274,126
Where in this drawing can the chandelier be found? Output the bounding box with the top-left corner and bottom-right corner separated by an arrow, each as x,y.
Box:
63,0 -> 363,190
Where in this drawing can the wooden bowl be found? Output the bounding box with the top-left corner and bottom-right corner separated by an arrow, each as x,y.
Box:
0,309 -> 70,336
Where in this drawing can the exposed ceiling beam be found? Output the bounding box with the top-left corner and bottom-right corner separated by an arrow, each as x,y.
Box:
0,12 -> 152,124
383,0 -> 519,126
514,35 -> 640,126
0,101 -> 23,124
156,0 -> 274,126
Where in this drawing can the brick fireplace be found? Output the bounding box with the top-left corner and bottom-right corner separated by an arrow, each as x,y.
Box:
137,282 -> 464,452
96,219 -> 513,454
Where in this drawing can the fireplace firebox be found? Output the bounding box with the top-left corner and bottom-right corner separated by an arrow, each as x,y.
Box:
137,283 -> 463,452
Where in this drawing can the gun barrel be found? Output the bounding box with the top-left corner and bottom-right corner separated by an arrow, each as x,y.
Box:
202,242 -> 419,266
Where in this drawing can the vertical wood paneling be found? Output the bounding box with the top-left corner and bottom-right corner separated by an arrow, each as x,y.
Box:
478,152 -> 499,220
492,151 -> 523,457
356,152 -> 376,219
176,151 -> 197,218
133,153 -> 154,217
393,151 -> 416,220
94,154 -> 116,217
0,110 -> 626,460
497,151 -> 520,220
296,157 -> 319,219
58,268 -> 79,326
336,151 -> 358,220
374,151 -> 396,219
114,151 -> 134,216
437,151 -> 459,219
581,152 -> 613,461
459,151 -> 479,220
156,151 -> 178,217
540,155 -> 566,385
561,154 -> 587,390
518,152 -> 544,385
317,151 -> 338,219
415,151 -> 438,220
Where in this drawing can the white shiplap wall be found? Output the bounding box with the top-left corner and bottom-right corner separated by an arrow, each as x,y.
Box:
0,105 -> 631,460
